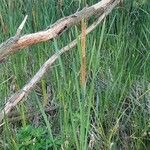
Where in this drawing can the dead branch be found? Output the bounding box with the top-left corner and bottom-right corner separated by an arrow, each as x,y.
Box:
0,15 -> 28,62
0,0 -> 121,123
0,0 -> 118,62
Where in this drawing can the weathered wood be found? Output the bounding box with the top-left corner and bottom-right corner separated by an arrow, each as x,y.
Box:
0,0 -> 122,123
0,0 -> 118,62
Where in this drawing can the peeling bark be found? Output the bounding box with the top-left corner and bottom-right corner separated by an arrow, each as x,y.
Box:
0,0 -> 122,124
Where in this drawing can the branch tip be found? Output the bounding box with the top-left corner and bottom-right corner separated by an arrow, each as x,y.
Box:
16,15 -> 28,36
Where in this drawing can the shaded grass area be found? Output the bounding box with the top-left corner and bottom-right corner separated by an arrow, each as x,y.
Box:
0,0 -> 150,149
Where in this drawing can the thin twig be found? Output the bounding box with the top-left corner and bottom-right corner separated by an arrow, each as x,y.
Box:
16,15 -> 28,36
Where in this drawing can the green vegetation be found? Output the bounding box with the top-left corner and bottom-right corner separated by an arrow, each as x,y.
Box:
0,0 -> 150,149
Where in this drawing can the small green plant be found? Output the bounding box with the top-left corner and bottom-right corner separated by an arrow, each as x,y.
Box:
15,125 -> 63,150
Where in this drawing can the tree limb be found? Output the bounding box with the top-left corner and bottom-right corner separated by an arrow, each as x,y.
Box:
0,0 -> 119,62
0,0 -> 121,123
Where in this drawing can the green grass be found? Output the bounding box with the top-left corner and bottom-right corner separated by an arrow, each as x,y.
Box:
0,0 -> 150,149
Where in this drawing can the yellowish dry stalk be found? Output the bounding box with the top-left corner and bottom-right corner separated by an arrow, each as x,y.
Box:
80,19 -> 87,86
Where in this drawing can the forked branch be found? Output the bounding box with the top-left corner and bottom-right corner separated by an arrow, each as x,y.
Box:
0,0 -> 120,62
0,0 -> 122,123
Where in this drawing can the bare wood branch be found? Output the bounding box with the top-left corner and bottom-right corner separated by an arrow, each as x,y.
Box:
0,0 -> 119,62
0,15 -> 28,62
0,0 -> 121,123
